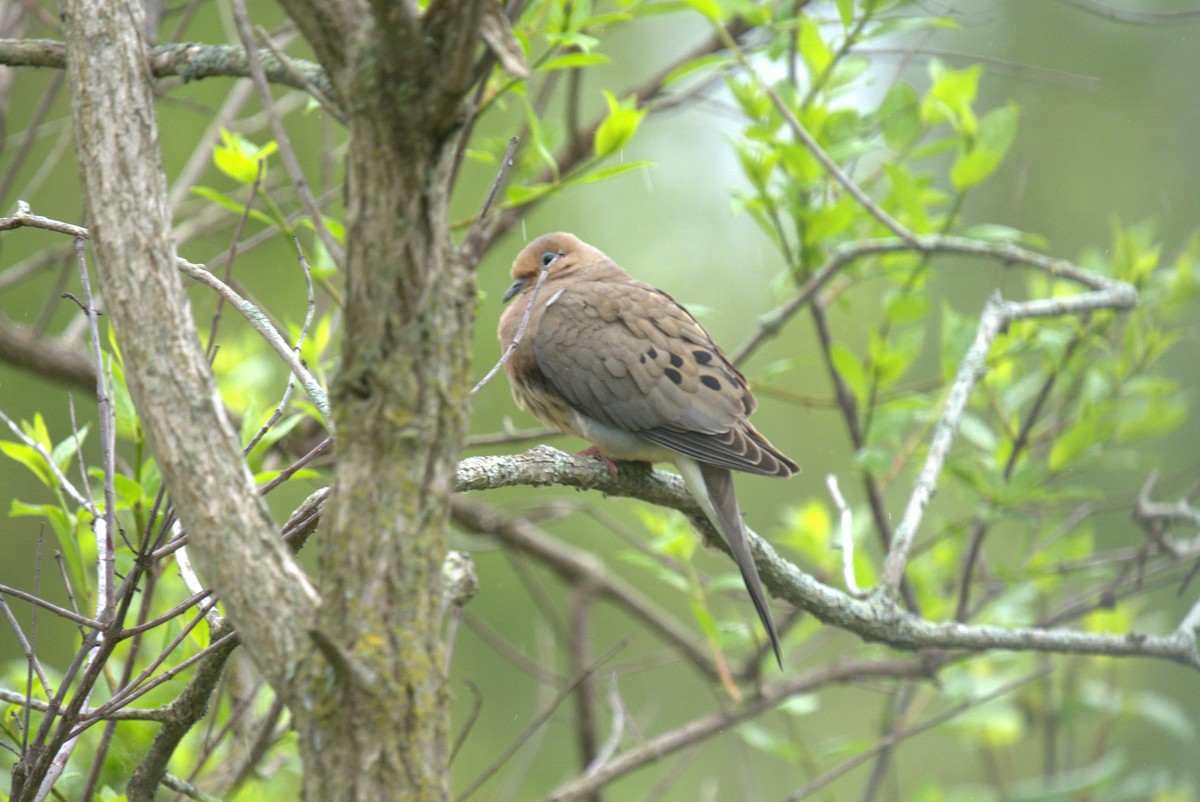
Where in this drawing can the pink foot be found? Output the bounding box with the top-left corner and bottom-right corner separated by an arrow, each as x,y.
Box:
578,446 -> 620,478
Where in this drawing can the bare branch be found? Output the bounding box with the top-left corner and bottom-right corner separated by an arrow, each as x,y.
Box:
879,286 -> 1136,597
456,447 -> 1200,669
0,38 -> 334,98
540,657 -> 930,802
451,496 -> 722,679
60,0 -> 318,710
230,0 -> 344,269
0,205 -> 332,434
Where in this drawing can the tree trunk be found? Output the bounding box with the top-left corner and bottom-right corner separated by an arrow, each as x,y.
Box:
60,0 -> 484,798
278,3 -> 484,799
296,115 -> 475,802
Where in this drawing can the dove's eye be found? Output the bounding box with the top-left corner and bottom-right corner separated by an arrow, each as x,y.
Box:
541,251 -> 559,268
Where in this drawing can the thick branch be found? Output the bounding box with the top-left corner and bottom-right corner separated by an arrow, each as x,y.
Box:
60,0 -> 317,707
0,317 -> 95,390
125,623 -> 239,802
457,448 -> 1200,669
0,38 -> 334,100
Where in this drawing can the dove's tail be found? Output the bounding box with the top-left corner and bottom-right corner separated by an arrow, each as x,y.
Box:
676,457 -> 783,668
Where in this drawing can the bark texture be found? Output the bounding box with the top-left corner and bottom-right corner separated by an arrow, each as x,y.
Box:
278,1 -> 484,799
57,0 -> 319,798
59,0 -> 486,797
59,0 -> 317,685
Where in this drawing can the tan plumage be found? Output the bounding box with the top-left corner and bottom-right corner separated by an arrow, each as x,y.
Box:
498,232 -> 799,667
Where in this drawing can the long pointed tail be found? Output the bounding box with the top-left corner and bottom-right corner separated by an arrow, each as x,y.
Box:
677,457 -> 783,668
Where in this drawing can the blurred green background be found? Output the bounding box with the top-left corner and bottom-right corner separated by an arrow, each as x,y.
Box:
1,1 -> 1198,799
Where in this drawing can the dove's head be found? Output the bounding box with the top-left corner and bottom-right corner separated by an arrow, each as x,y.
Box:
503,232 -> 610,303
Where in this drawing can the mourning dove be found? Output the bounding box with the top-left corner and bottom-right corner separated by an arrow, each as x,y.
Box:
498,232 -> 799,666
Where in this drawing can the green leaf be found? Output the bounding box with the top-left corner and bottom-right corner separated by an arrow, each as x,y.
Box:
579,11 -> 633,27
505,181 -> 556,206
880,81 -> 921,150
883,162 -> 932,232
520,96 -> 560,179
593,91 -> 647,158
959,223 -> 1047,249
212,129 -> 277,185
538,52 -> 610,71
0,441 -> 54,487
804,194 -> 856,241
681,0 -> 724,22
25,413 -> 52,450
782,501 -> 835,570
921,59 -> 981,132
829,344 -> 868,400
545,31 -> 601,52
111,471 -> 144,510
951,103 -> 1019,190
299,214 -> 346,243
958,412 -> 998,453
798,15 -> 833,79
836,0 -> 854,28
571,159 -> 653,186
828,55 -> 870,92
884,292 -> 928,324
662,53 -> 733,87
10,501 -> 71,540
733,138 -> 779,190
726,76 -> 773,125
737,721 -> 799,760
870,329 -> 920,389
190,187 -> 277,228
50,424 -> 88,472
1048,412 -> 1102,470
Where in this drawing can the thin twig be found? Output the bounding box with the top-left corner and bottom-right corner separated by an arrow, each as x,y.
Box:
242,235 -> 316,455
0,205 -> 333,426
470,255 -> 554,396
0,593 -> 53,707
177,258 -> 331,426
253,24 -> 341,121
456,639 -> 630,802
458,447 -> 1200,668
465,424 -> 563,448
74,238 -> 117,622
787,667 -> 1052,799
204,159 -> 264,361
0,583 -> 103,630
826,475 -> 861,596
541,657 -> 929,802
0,405 -> 94,512
713,25 -> 916,244
462,135 -> 519,267
229,0 -> 343,268
452,496 -> 720,679
878,287 -> 1136,598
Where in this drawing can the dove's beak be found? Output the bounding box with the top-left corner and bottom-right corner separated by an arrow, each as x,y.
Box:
502,278 -> 526,303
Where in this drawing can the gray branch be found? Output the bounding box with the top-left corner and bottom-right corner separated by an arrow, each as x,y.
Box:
60,0 -> 317,712
0,38 -> 334,101
457,447 -> 1200,670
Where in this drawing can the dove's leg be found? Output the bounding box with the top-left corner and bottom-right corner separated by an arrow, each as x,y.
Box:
577,445 -> 622,477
